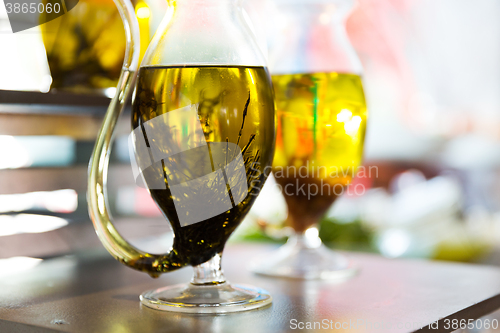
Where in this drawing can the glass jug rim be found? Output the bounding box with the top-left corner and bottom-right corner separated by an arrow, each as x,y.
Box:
141,0 -> 268,68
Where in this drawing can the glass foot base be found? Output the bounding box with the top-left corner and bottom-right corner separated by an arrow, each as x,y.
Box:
251,234 -> 358,280
140,282 -> 272,313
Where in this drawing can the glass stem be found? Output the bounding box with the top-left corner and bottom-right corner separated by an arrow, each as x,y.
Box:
191,253 -> 226,285
289,225 -> 322,249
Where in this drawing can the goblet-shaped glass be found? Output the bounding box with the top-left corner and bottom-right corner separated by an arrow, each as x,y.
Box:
251,0 -> 367,279
88,0 -> 275,312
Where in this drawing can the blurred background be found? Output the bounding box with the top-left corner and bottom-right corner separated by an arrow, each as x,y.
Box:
1,0 -> 500,316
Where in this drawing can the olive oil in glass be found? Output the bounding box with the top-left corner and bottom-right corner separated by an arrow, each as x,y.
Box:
272,72 -> 367,232
250,0 -> 367,280
132,65 -> 275,267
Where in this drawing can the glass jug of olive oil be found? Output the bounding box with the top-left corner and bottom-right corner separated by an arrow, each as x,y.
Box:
88,0 -> 275,313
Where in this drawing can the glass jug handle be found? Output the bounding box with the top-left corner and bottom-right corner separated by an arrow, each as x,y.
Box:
88,0 -> 184,278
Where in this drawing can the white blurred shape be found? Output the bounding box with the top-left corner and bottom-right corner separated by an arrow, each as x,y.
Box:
0,189 -> 77,214
116,186 -> 136,215
44,189 -> 78,213
0,257 -> 43,278
390,176 -> 461,226
0,214 -> 68,237
361,175 -> 462,258
40,75 -> 52,93
319,13 -> 330,25
0,6 -> 51,92
305,227 -> 319,239
136,6 -> 151,19
304,227 -> 321,248
390,169 -> 426,192
344,115 -> 362,135
0,136 -> 75,169
326,194 -> 361,223
442,134 -> 500,170
247,174 -> 287,225
379,229 -> 411,258
0,135 -> 32,169
104,87 -> 117,98
336,109 -> 352,122
361,188 -> 392,228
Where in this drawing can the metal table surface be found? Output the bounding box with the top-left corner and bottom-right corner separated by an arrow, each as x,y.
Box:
0,243 -> 500,333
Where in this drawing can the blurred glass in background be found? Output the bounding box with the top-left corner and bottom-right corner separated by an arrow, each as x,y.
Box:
237,0 -> 500,265
0,0 -> 163,93
40,0 -> 151,94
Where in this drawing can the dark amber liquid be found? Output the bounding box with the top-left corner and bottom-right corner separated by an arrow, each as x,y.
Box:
132,66 -> 275,266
